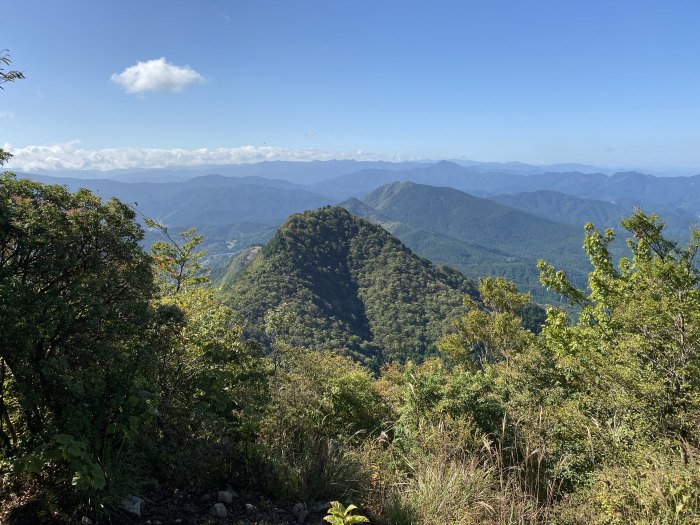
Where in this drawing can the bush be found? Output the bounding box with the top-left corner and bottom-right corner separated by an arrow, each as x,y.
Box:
258,348 -> 387,500
0,174 -> 159,514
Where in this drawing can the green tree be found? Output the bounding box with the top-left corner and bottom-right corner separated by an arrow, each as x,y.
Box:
0,173 -> 159,502
430,210 -> 700,515
439,276 -> 535,367
146,219 -> 208,294
146,224 -> 270,486
538,210 -> 700,442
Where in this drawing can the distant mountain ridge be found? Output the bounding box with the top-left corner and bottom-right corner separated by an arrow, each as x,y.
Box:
25,158 -> 619,183
27,160 -> 433,184
312,161 -> 700,219
14,161 -> 699,289
490,190 -> 696,237
491,190 -> 630,228
15,172 -> 331,263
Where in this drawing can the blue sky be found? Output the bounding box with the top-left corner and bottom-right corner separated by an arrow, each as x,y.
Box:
2,0 -> 700,171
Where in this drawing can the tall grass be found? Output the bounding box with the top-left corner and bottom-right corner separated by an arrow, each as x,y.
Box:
357,416 -> 562,525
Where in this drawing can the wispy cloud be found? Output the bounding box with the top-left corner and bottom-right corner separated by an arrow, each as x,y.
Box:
110,58 -> 204,94
2,141 -> 401,171
0,110 -> 14,119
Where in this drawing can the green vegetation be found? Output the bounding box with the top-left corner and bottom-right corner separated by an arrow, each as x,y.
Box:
0,173 -> 269,521
224,206 -> 479,367
346,181 -> 622,302
324,501 -> 370,524
2,167 -> 700,523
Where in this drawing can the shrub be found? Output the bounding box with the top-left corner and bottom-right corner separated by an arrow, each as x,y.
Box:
258,349 -> 387,500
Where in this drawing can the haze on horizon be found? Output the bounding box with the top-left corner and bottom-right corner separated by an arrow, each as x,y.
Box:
3,0 -> 700,174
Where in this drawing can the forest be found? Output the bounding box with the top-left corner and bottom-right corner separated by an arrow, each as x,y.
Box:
2,161 -> 700,524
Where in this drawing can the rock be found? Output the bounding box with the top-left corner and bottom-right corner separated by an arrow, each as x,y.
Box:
245,503 -> 256,513
175,520 -> 183,524
121,495 -> 143,517
213,502 -> 228,518
217,490 -> 234,504
200,492 -> 211,502
80,517 -> 93,525
292,502 -> 308,524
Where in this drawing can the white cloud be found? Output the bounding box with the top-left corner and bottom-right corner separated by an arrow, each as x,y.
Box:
2,141 -> 403,171
0,110 -> 14,119
110,58 -> 204,94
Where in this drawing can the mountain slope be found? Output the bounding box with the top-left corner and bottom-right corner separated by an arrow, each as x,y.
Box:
338,198 -> 539,295
224,207 -> 478,367
17,173 -> 326,225
361,182 -> 596,292
491,189 -> 696,239
491,190 -> 627,228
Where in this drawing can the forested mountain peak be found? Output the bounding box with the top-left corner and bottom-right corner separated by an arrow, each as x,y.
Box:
224,206 -> 478,367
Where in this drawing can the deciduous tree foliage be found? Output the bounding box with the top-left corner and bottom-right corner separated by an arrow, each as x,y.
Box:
431,210 -> 700,521
146,223 -> 270,486
0,172 -> 158,492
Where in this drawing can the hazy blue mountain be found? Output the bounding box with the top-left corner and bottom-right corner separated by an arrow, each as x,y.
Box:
315,162 -> 700,222
311,161 -> 615,200
311,161 -> 515,199
490,190 -> 697,239
31,160 -> 432,185
491,190 -> 628,227
156,185 -> 331,227
16,172 -> 329,225
15,172 -> 330,266
451,159 -> 612,175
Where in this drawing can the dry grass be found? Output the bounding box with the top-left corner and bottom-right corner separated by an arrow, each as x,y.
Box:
357,417 -> 563,525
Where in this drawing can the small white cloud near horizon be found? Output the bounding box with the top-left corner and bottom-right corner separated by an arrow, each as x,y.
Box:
2,141 -> 402,172
111,58 -> 204,94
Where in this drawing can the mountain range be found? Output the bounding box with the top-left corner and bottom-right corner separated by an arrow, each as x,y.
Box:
12,159 -> 698,305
